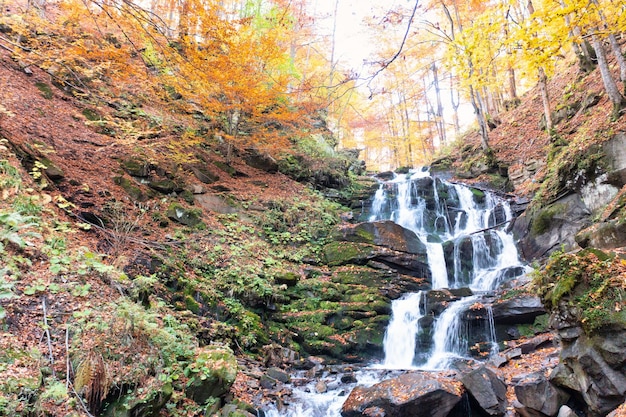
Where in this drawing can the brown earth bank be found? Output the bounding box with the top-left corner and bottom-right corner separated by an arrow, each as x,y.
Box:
1,25 -> 626,417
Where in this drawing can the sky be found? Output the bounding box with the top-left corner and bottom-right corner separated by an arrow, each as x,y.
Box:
310,0 -> 409,69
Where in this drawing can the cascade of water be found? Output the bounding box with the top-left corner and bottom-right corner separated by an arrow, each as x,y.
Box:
369,170 -> 526,368
265,170 -> 527,415
382,292 -> 424,369
487,305 -> 499,355
422,296 -> 476,370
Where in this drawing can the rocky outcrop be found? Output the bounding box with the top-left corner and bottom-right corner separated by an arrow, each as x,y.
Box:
461,366 -> 508,416
491,294 -> 546,324
341,372 -> 463,417
323,221 -> 431,280
550,319 -> 626,417
513,132 -> 626,261
513,372 -> 570,417
513,193 -> 591,260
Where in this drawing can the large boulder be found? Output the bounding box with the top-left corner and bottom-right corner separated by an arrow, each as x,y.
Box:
550,326 -> 626,417
461,366 -> 507,416
513,372 -> 570,417
491,294 -> 546,324
185,345 -> 238,405
334,221 -> 427,255
512,194 -> 591,261
341,372 -> 463,417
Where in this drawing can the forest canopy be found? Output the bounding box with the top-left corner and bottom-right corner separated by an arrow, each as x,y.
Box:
0,0 -> 625,170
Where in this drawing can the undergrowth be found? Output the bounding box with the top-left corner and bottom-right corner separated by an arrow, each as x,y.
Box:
533,248 -> 626,334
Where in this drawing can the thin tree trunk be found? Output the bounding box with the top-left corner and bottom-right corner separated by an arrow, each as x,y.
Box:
538,66 -> 553,133
590,32 -> 626,120
560,0 -> 596,72
431,63 -> 447,147
590,0 -> 626,92
470,85 -> 490,150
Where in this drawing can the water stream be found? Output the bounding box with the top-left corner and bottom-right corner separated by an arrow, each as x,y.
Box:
265,170 -> 528,416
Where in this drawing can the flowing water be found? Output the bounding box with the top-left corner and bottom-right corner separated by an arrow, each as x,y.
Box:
265,170 -> 528,415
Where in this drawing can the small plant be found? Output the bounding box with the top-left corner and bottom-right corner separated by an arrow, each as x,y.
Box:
0,280 -> 15,320
0,212 -> 41,251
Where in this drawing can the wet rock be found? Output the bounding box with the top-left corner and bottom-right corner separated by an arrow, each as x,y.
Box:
315,380 -> 328,393
513,194 -> 591,260
341,373 -> 358,384
491,295 -> 546,325
341,372 -> 463,417
267,367 -> 291,384
461,366 -> 507,416
375,171 -> 395,181
550,329 -> 626,416
513,372 -> 569,417
516,333 -> 553,354
335,221 -> 427,255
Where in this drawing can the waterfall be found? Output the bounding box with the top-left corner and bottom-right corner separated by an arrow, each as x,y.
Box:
382,291 -> 424,369
265,169 -> 527,415
368,170 -> 527,369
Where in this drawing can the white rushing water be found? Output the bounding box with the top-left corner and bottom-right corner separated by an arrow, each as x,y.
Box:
368,170 -> 527,369
265,169 -> 528,415
382,291 -> 425,369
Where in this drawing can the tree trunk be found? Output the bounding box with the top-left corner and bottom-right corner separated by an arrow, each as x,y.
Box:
470,85 -> 490,151
590,0 -> 626,93
431,63 -> 447,147
538,66 -> 553,133
608,33 -> 626,94
590,32 -> 626,120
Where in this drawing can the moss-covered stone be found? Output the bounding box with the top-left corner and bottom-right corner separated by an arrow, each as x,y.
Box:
275,272 -> 299,287
114,176 -> 151,202
166,203 -> 202,226
185,345 -> 238,405
121,157 -> 151,177
147,179 -> 178,194
322,241 -> 374,266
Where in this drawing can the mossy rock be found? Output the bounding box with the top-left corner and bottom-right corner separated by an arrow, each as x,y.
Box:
185,345 -> 238,405
213,161 -> 237,176
531,203 -> 564,236
147,179 -> 179,194
322,241 -> 375,266
38,157 -> 65,181
275,272 -> 299,287
114,176 -> 152,202
121,157 -> 151,177
103,382 -> 172,417
189,165 -> 220,184
166,203 -> 202,226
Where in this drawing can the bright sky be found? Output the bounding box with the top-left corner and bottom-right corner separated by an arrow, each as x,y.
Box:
311,0 -> 409,69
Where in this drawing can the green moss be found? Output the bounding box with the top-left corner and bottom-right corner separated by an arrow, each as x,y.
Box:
114,176 -> 150,202
35,82 -> 53,99
533,249 -> 626,334
213,161 -> 236,176
166,203 -> 202,226
82,108 -> 101,121
322,241 -> 373,266
531,204 -> 563,235
185,295 -> 200,314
